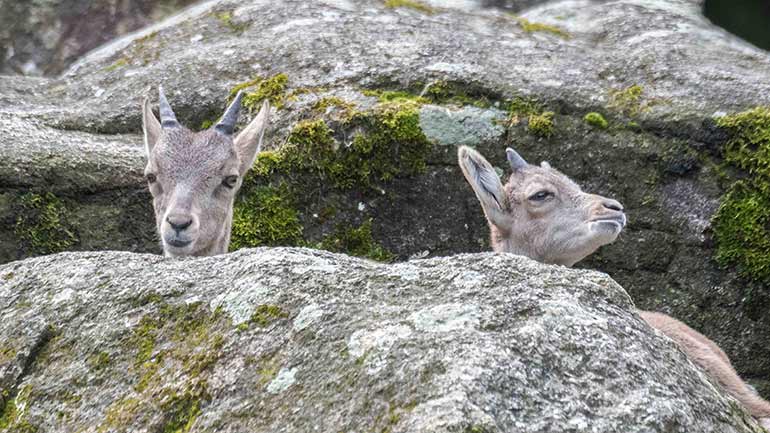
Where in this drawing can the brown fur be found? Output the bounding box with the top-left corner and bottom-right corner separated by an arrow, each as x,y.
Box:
458,145 -> 770,426
640,311 -> 770,420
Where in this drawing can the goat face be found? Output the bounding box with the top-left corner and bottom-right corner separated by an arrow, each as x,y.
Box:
458,145 -> 626,266
142,88 -> 270,257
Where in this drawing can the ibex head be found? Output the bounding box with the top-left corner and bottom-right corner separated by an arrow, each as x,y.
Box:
458,145 -> 626,266
142,87 -> 270,257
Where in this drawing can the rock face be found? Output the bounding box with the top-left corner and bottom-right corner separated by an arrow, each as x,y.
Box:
1,0 -> 770,400
0,249 -> 765,432
0,0 -> 198,76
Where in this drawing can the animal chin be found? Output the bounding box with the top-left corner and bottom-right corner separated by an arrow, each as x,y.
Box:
163,236 -> 194,252
591,213 -> 626,228
589,219 -> 624,237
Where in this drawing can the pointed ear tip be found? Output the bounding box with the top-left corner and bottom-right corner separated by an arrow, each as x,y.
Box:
458,145 -> 476,155
256,100 -> 271,119
457,146 -> 471,161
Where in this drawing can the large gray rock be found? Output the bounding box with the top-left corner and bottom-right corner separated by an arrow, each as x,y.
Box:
1,0 -> 769,400
0,249 -> 765,432
0,0 -> 199,76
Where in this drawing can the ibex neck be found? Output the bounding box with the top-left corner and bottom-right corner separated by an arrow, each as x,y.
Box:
208,213 -> 233,256
192,212 -> 233,257
491,228 -> 580,267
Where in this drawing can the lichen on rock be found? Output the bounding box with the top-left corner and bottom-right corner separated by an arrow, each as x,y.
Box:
0,249 -> 766,432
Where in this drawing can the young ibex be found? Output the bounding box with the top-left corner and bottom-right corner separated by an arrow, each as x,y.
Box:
458,145 -> 770,428
142,87 -> 270,257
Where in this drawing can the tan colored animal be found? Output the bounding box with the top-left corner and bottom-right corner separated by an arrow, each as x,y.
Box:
142,87 -> 270,257
458,145 -> 770,428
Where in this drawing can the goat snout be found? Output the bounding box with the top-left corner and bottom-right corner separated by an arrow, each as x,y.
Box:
602,198 -> 623,212
166,214 -> 193,232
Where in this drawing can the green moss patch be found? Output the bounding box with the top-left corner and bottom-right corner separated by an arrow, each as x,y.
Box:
104,31 -> 161,70
609,84 -> 644,116
384,0 -> 435,14
230,184 -> 304,251
584,112 -> 608,129
312,96 -> 357,118
160,388 -> 206,433
511,16 -> 570,39
215,11 -> 249,33
505,95 -> 553,135
527,111 -> 555,138
502,94 -> 556,137
364,81 -> 495,108
0,385 -> 35,433
422,81 -> 496,107
712,107 -> 770,283
230,73 -> 289,111
344,101 -> 431,185
99,302 -> 227,432
89,351 -> 111,372
363,89 -> 429,104
15,192 -> 78,256
320,219 -> 394,262
232,93 -> 430,256
0,345 -> 16,363
253,100 -> 431,189
249,305 -> 290,327
104,58 -> 128,72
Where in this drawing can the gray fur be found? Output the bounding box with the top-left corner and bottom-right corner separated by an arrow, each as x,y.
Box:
142,89 -> 270,257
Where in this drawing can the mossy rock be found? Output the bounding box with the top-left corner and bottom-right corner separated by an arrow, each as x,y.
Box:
712,107 -> 770,284
14,192 -> 78,256
228,95 -> 430,261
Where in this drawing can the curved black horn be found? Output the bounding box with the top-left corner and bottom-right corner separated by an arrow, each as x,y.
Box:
215,91 -> 244,135
506,147 -> 528,171
158,86 -> 179,128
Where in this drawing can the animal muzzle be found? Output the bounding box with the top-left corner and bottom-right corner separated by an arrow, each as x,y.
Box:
162,212 -> 199,250
588,196 -> 627,233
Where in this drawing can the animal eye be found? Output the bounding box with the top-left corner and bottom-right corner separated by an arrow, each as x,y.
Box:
146,173 -> 157,184
222,175 -> 238,189
528,190 -> 552,201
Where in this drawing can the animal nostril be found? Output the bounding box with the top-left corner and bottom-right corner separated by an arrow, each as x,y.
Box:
603,200 -> 623,212
166,215 -> 193,231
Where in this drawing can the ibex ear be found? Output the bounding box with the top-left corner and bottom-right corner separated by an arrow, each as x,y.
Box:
234,99 -> 270,176
142,96 -> 162,156
458,146 -> 510,228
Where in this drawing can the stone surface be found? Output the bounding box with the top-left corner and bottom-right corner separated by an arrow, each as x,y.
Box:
0,0 -> 198,76
1,0 -> 770,400
0,248 -> 765,432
